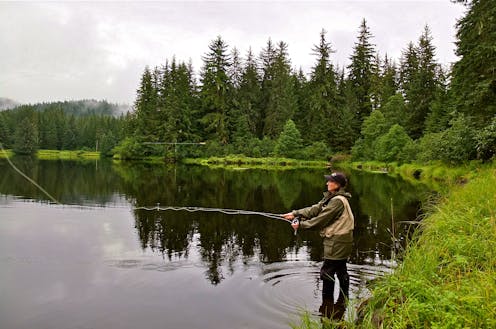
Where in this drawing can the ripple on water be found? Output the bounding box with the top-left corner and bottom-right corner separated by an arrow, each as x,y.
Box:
229,259 -> 396,325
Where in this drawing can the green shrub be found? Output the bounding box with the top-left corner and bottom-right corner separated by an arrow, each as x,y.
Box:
375,124 -> 412,163
113,137 -> 147,159
417,115 -> 476,164
301,141 -> 330,160
475,116 -> 496,161
274,119 -> 303,158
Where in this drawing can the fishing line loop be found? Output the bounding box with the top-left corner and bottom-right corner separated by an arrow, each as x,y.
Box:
134,205 -> 289,222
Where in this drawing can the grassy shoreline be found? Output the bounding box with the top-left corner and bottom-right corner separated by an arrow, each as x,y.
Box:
294,161 -> 495,328
0,148 -> 14,158
37,149 -> 100,160
182,155 -> 329,169
0,149 -> 101,160
358,167 -> 496,328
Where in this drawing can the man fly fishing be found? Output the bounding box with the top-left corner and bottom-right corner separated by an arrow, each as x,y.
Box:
282,172 -> 354,319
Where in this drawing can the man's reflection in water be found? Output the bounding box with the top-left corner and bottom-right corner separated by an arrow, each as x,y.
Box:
318,260 -> 347,321
319,294 -> 346,322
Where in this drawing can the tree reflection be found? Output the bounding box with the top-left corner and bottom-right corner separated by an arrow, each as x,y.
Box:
0,158 -> 432,285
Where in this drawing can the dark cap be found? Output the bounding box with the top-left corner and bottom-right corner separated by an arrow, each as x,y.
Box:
325,172 -> 347,187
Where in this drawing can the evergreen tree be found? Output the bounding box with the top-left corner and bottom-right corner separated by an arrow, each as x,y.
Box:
13,111 -> 38,155
425,67 -> 451,133
399,26 -> 440,139
199,36 -> 232,144
347,19 -> 377,129
226,47 -> 244,143
450,0 -> 496,127
334,70 -> 359,150
380,93 -> 407,128
0,114 -> 8,147
351,110 -> 389,160
134,66 -> 160,141
262,41 -> 297,138
305,29 -> 339,145
158,58 -> 198,147
238,48 -> 262,138
229,47 -> 243,89
379,54 -> 398,108
274,119 -> 303,158
369,53 -> 382,111
63,115 -> 78,150
413,25 -> 439,137
292,67 -> 309,140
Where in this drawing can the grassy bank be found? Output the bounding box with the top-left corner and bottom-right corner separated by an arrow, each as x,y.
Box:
359,167 -> 496,328
293,163 -> 495,328
0,148 -> 14,158
183,155 -> 329,169
37,149 -> 100,160
337,160 -> 485,192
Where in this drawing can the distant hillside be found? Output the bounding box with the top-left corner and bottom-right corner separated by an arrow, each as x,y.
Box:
0,98 -> 20,110
5,99 -> 132,117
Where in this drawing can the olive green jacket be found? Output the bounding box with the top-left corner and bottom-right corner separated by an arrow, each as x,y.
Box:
292,188 -> 354,260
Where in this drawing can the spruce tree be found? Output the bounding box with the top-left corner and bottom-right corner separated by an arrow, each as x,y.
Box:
238,48 -> 262,138
414,25 -> 439,137
399,26 -> 440,139
274,119 -> 303,158
379,54 -> 398,105
450,0 -> 496,127
425,67 -> 450,133
199,36 -> 232,144
305,29 -> 339,145
0,113 -> 12,148
134,66 -> 159,141
262,41 -> 297,138
158,58 -> 197,146
292,67 -> 309,141
13,111 -> 38,155
347,19 -> 377,129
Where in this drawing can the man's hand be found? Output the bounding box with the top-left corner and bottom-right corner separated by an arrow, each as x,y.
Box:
291,218 -> 300,231
282,212 -> 295,221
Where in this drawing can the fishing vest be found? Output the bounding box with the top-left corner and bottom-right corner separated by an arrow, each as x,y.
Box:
321,195 -> 354,238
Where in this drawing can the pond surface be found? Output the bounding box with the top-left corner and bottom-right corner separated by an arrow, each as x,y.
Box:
0,158 -> 432,329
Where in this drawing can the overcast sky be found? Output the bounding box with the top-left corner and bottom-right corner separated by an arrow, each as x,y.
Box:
0,1 -> 466,106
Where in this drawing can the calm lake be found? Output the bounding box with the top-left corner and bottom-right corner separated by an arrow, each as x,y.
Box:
0,158 -> 432,329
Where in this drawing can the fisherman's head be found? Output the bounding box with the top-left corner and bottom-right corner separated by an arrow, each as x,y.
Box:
325,172 -> 347,192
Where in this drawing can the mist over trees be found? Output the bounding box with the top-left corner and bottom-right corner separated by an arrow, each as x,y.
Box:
2,1 -> 494,163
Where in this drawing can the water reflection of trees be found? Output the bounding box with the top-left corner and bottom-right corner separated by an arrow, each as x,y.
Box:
121,164 -> 431,285
349,170 -> 431,264
0,157 -> 120,205
1,158 -> 432,285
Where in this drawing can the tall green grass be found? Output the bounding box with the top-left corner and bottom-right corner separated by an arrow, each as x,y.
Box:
360,168 -> 496,328
292,165 -> 495,329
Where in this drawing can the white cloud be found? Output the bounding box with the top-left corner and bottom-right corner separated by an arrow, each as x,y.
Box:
0,1 -> 466,105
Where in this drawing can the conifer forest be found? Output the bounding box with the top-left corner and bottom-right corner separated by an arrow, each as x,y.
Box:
1,0 -> 494,164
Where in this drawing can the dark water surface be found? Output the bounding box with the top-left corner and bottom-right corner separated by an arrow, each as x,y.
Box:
0,158 -> 432,329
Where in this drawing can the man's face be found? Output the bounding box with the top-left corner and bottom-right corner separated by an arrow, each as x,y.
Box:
326,180 -> 340,192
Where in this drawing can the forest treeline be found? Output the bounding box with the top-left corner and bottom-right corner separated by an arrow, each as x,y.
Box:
0,100 -> 128,155
1,0 -> 494,163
